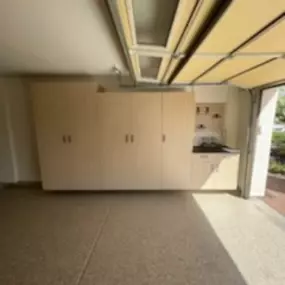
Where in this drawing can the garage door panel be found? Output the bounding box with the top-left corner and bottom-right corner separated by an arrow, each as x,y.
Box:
196,0 -> 285,53
196,56 -> 275,83
173,56 -> 223,83
162,0 -> 217,82
238,17 -> 285,54
173,0 -> 285,85
229,59 -> 285,88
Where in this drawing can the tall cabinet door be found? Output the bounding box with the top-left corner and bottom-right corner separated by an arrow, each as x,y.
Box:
132,93 -> 162,189
67,84 -> 101,190
100,93 -> 134,189
32,83 -> 74,190
162,92 -> 195,189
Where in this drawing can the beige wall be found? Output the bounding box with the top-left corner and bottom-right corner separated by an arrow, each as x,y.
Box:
224,87 -> 241,148
236,90 -> 252,193
0,79 -> 15,182
0,77 -> 40,182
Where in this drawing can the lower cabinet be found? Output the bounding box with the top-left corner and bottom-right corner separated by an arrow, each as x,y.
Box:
190,153 -> 240,190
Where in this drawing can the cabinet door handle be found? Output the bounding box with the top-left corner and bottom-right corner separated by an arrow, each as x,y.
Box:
130,134 -> 134,143
125,134 -> 129,143
68,135 -> 72,143
62,135 -> 66,144
162,134 -> 166,142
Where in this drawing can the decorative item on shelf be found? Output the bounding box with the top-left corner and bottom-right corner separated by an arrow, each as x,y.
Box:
205,106 -> 210,114
196,124 -> 206,130
213,113 -> 222,119
196,106 -> 200,114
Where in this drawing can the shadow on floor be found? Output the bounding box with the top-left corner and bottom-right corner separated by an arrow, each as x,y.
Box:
0,188 -> 247,285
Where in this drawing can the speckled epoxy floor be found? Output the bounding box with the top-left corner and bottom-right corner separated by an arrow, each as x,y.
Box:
0,189 -> 284,285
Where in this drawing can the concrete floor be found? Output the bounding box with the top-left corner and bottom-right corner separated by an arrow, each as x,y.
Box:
0,189 -> 285,285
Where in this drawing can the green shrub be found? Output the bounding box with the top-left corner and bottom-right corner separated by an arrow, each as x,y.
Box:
272,131 -> 285,145
269,160 -> 285,175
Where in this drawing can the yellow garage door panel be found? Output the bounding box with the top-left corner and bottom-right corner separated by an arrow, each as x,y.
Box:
162,0 -> 217,82
230,59 -> 285,88
196,56 -> 274,83
177,0 -> 217,53
238,17 -> 285,53
165,0 -> 197,51
157,0 -> 198,80
196,0 -> 285,53
117,0 -> 134,47
173,56 -> 223,83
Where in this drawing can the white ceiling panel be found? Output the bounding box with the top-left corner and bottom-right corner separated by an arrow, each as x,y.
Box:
0,0 -> 126,74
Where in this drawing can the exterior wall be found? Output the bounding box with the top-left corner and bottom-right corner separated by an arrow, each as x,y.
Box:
0,77 -> 40,183
247,88 -> 278,197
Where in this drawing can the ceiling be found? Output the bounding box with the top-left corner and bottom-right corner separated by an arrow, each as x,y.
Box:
0,0 -> 126,74
0,0 -> 284,89
110,0 -> 285,89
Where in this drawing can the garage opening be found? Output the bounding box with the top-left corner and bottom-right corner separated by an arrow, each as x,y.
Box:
265,86 -> 285,215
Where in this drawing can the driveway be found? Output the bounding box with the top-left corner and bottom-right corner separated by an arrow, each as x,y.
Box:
265,174 -> 285,216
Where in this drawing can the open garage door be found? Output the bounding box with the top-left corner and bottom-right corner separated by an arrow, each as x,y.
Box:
109,0 -> 285,89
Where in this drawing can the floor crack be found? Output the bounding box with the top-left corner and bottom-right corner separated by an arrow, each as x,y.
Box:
75,206 -> 111,285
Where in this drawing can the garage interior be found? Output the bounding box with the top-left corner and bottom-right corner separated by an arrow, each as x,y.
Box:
0,0 -> 285,284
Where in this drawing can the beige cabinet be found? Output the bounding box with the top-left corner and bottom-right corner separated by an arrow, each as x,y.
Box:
67,88 -> 101,190
213,154 -> 240,190
33,85 -> 196,191
32,82 -> 101,190
162,92 -> 195,189
190,153 -> 240,190
190,154 -> 213,190
132,93 -> 162,189
100,93 -> 135,190
33,87 -> 72,190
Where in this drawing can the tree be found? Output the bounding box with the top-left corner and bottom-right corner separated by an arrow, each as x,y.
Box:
275,89 -> 285,123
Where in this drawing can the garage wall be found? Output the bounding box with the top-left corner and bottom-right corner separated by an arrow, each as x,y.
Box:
0,81 -> 15,182
236,90 -> 252,194
248,88 -> 278,197
194,85 -> 232,103
0,77 -> 40,183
